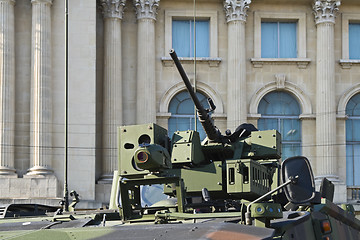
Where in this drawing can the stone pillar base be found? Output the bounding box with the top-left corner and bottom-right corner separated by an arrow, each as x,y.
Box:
0,175 -> 60,200
97,173 -> 113,184
95,182 -> 112,207
0,166 -> 17,176
26,166 -> 54,175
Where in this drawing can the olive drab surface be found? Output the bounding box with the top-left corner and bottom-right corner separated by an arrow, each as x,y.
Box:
0,50 -> 359,240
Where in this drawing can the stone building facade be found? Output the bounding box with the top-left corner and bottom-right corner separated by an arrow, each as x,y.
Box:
0,0 -> 360,211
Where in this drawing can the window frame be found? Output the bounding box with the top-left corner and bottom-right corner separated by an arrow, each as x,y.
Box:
162,10 -> 220,67
252,12 -> 310,68
257,91 -> 302,160
340,13 -> 360,68
346,118 -> 360,187
345,94 -> 360,187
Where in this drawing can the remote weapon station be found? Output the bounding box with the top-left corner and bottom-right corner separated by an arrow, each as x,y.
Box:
0,50 -> 359,240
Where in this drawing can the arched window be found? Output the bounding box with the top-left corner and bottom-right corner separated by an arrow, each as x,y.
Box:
258,91 -> 301,160
346,94 -> 360,186
168,91 -> 209,140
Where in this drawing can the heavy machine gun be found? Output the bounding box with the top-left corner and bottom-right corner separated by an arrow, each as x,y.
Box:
0,50 -> 359,239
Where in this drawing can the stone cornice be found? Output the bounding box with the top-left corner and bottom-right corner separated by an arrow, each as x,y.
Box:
99,0 -> 126,19
313,0 -> 340,24
133,0 -> 159,20
31,0 -> 53,4
224,0 -> 251,22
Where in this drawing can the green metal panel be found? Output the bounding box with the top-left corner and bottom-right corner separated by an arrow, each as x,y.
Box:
171,130 -> 205,165
117,123 -> 168,178
226,159 -> 271,199
250,130 -> 281,159
179,161 -> 222,192
163,161 -> 223,195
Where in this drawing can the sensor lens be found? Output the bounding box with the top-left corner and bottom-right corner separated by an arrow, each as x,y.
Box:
137,152 -> 148,163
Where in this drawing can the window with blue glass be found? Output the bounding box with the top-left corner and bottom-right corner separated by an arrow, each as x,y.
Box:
349,23 -> 360,59
168,91 -> 209,140
346,94 -> 360,186
258,91 -> 301,160
172,20 -> 209,57
261,22 -> 297,58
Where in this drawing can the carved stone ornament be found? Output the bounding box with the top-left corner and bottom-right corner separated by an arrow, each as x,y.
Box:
275,74 -> 286,89
133,0 -> 160,20
224,0 -> 251,23
2,0 -> 15,4
99,0 -> 126,19
313,0 -> 341,24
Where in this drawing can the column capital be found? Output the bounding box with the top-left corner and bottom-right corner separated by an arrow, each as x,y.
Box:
31,0 -> 53,4
313,0 -> 340,24
99,0 -> 126,19
0,0 -> 15,5
224,0 -> 251,23
133,0 -> 159,20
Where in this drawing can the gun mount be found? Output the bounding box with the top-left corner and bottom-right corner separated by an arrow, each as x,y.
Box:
112,50 -> 285,222
169,49 -> 223,143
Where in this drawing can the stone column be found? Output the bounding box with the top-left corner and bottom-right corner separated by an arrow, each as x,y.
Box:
99,0 -> 126,181
224,0 -> 251,131
313,0 -> 340,181
134,0 -> 159,124
0,0 -> 16,175
27,0 -> 53,175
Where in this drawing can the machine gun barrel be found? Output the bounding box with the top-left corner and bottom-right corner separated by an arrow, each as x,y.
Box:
169,49 -> 221,142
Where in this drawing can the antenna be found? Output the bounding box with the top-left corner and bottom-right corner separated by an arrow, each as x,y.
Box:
63,0 -> 69,212
193,0 -> 197,133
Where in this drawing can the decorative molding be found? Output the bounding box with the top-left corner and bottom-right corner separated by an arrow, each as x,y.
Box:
249,81 -> 313,116
299,113 -> 316,120
247,113 -> 261,120
133,0 -> 159,20
339,59 -> 360,69
338,83 -> 360,116
336,114 -> 348,120
31,0 -> 53,4
250,58 -> 311,69
99,0 -> 126,19
156,112 -> 171,119
313,0 -> 340,24
275,74 -> 286,89
159,81 -> 224,114
161,57 -> 222,67
0,0 -> 15,5
224,0 -> 251,22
